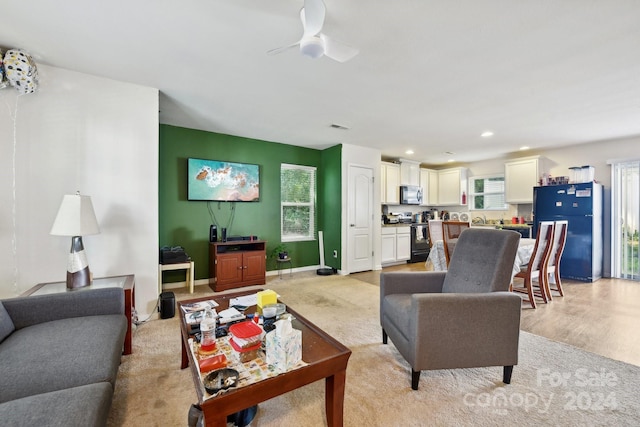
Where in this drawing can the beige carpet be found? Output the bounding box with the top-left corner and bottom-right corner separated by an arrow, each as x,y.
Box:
108,272 -> 640,426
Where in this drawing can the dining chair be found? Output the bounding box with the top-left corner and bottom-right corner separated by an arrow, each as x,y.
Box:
442,221 -> 471,267
545,220 -> 569,298
510,221 -> 554,308
427,220 -> 443,248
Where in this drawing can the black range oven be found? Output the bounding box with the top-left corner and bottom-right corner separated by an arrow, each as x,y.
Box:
409,223 -> 430,263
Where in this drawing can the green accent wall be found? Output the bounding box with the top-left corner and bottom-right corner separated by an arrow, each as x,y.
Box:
159,125 -> 342,281
319,145 -> 342,269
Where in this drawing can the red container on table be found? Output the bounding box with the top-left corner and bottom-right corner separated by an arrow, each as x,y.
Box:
229,321 -> 263,362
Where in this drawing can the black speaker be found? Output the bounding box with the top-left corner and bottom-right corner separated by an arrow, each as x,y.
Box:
160,291 -> 175,319
210,225 -> 217,242
221,228 -> 227,242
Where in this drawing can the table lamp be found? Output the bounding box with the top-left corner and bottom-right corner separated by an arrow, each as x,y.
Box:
50,192 -> 100,290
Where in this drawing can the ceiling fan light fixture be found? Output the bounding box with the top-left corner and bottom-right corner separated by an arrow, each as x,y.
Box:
300,37 -> 325,59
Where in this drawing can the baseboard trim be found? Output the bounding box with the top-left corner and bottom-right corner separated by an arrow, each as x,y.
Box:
161,264 -> 342,290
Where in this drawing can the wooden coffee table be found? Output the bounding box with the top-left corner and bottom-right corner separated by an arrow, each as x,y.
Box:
179,290 -> 351,427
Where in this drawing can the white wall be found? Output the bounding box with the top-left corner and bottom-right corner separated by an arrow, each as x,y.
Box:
0,65 -> 159,317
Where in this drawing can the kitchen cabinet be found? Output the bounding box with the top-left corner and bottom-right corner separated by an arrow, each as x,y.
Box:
400,160 -> 420,186
436,167 -> 468,206
381,226 -> 410,265
396,227 -> 411,261
381,161 -> 400,204
381,227 -> 397,264
209,240 -> 266,292
420,168 -> 438,206
505,156 -> 545,203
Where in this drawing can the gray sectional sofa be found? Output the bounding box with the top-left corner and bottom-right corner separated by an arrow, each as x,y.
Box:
0,287 -> 128,427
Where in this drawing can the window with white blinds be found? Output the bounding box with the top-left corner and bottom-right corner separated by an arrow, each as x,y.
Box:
470,175 -> 507,210
281,163 -> 317,242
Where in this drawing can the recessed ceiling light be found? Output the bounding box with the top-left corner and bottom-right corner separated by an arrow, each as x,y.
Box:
405,150 -> 414,155
481,131 -> 494,138
447,159 -> 455,163
520,146 -> 530,151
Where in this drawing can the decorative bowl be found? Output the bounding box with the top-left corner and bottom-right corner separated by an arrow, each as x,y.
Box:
265,303 -> 286,316
203,368 -> 239,394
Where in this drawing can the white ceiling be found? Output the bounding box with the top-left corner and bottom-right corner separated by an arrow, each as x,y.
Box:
3,0 -> 640,165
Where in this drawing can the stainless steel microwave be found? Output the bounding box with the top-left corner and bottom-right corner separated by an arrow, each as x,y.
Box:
400,185 -> 423,205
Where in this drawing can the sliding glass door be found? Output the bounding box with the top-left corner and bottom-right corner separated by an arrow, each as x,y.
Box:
611,161 -> 640,280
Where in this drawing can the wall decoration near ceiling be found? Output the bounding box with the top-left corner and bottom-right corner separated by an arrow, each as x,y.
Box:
0,49 -> 39,94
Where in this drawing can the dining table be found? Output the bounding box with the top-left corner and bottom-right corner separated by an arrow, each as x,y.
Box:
426,238 -> 536,281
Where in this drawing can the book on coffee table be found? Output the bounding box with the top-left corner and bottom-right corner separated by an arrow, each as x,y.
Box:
181,299 -> 218,314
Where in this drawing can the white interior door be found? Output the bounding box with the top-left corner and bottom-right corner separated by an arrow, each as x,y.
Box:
348,165 -> 374,273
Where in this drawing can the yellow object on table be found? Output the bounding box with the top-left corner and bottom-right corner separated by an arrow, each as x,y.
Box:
257,289 -> 278,311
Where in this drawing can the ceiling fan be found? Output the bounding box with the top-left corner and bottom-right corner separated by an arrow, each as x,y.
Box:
267,0 -> 359,62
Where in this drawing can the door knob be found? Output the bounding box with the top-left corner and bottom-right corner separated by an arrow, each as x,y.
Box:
350,224 -> 355,227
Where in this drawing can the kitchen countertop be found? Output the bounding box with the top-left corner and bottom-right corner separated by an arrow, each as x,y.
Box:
383,222 -> 532,228
471,222 -> 532,229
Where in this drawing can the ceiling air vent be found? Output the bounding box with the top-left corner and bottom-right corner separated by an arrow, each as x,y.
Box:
330,123 -> 350,130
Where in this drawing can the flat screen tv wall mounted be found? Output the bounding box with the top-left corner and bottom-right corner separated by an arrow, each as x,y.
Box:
187,158 -> 260,202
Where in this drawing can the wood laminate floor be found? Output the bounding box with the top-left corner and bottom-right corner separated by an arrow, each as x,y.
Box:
351,262 -> 640,367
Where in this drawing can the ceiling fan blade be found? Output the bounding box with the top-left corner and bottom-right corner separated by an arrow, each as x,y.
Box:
267,42 -> 300,56
302,0 -> 325,37
320,34 -> 359,62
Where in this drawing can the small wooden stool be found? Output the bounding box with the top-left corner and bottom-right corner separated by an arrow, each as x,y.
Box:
158,261 -> 194,294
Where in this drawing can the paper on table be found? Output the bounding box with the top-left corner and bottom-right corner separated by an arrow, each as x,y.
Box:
181,299 -> 219,313
218,307 -> 245,324
229,294 -> 258,307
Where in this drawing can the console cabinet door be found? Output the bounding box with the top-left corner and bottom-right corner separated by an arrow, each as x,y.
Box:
243,252 -> 266,282
216,253 -> 243,286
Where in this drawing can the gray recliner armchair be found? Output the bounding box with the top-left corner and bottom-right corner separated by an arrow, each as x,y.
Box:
380,228 -> 522,390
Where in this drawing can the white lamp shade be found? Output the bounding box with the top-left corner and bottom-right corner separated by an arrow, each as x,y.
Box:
50,194 -> 100,236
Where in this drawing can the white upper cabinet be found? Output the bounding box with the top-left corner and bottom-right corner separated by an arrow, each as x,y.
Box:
505,156 -> 546,203
427,169 -> 439,205
400,160 -> 420,186
381,161 -> 400,204
420,168 -> 437,206
384,163 -> 467,206
437,167 -> 468,206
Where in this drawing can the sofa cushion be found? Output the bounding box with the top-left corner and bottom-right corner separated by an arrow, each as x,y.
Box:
0,302 -> 15,343
0,382 -> 113,427
0,314 -> 126,403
